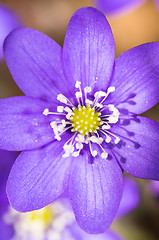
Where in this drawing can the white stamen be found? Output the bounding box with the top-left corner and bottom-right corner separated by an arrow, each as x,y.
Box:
57,94 -> 68,104
75,81 -> 81,88
57,106 -> 64,113
75,92 -> 82,99
64,107 -> 73,113
101,152 -> 108,159
85,99 -> 93,106
102,124 -> 111,130
43,82 -> 119,159
50,121 -> 61,141
114,137 -> 120,144
43,108 -> 49,116
106,136 -> 111,143
84,86 -> 91,93
107,86 -> 115,93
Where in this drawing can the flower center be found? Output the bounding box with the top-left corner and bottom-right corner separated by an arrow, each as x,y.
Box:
3,201 -> 75,240
29,207 -> 53,229
43,81 -> 120,159
71,106 -> 101,136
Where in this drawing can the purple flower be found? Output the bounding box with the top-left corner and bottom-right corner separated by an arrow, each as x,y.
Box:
0,7 -> 159,234
0,150 -> 139,240
0,3 -> 20,61
93,0 -> 146,16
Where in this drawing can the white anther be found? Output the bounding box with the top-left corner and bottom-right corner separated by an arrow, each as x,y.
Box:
105,136 -> 111,143
62,153 -> 70,158
57,94 -> 68,104
57,106 -> 64,113
64,107 -> 73,113
76,142 -> 83,150
107,86 -> 115,93
97,137 -> 103,144
92,150 -> 97,157
50,121 -> 56,128
72,151 -> 80,157
76,92 -> 82,99
98,91 -> 107,97
75,81 -> 81,88
76,134 -> 85,143
50,121 -> 61,141
63,144 -> 74,154
55,136 -> 61,141
43,108 -> 49,116
85,99 -> 93,106
57,124 -> 65,132
101,152 -> 108,159
66,113 -> 72,120
96,103 -> 103,108
84,86 -> 91,93
108,115 -> 119,124
114,137 -> 120,144
90,136 -> 98,143
102,124 -> 111,130
61,120 -> 66,127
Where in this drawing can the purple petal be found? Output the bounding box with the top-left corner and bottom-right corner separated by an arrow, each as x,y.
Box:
111,116 -> 159,180
115,177 -> 140,219
148,180 -> 159,196
4,27 -> 70,101
94,0 -> 146,16
107,43 -> 159,114
7,139 -> 73,212
84,231 -> 124,240
0,3 -> 20,60
0,96 -> 55,151
63,7 -> 115,93
0,218 -> 14,240
155,0 -> 159,9
69,221 -> 124,240
69,153 -> 123,234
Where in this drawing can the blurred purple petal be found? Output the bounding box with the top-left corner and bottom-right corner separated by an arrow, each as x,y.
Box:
69,153 -> 123,233
154,0 -> 159,9
94,0 -> 146,16
115,177 -> 140,219
0,150 -> 17,207
63,7 -> 115,94
0,4 -> 20,60
68,221 -> 125,240
148,180 -> 159,196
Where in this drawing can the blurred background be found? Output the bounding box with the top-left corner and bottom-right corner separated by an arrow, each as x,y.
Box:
0,0 -> 159,239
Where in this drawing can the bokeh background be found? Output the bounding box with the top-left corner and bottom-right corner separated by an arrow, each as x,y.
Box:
0,0 -> 159,239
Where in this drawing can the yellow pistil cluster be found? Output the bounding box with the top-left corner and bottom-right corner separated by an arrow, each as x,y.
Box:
71,106 -> 101,136
29,206 -> 54,229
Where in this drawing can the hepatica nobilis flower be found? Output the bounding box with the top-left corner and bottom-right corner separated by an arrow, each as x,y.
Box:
1,7 -> 159,234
